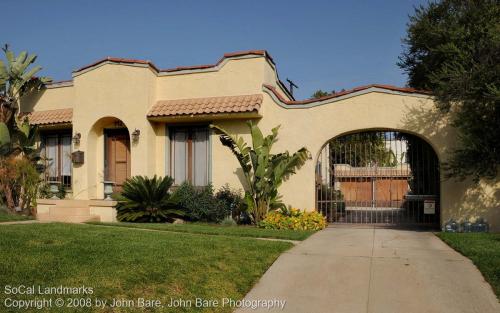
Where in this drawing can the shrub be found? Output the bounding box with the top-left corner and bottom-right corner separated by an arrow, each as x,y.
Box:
0,157 -> 40,214
114,175 -> 184,223
215,184 -> 249,224
39,182 -> 66,199
259,208 -> 327,231
173,182 -> 229,223
14,158 -> 40,212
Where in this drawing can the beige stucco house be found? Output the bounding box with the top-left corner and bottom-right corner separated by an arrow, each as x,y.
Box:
21,50 -> 499,230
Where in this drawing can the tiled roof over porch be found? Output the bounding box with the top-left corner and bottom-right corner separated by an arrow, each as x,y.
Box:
28,108 -> 73,125
147,94 -> 262,117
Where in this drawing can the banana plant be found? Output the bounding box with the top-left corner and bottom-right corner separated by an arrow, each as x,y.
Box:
0,44 -> 49,157
0,45 -> 50,214
211,121 -> 310,224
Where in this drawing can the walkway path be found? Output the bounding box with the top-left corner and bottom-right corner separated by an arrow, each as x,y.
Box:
236,226 -> 499,313
0,220 -> 41,225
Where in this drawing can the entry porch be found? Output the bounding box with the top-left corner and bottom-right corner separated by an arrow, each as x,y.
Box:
36,199 -> 117,223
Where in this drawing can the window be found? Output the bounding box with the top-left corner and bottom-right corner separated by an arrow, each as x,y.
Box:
170,126 -> 209,186
41,132 -> 72,188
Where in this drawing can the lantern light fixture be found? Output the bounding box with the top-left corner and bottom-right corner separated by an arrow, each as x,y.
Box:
72,132 -> 81,145
131,129 -> 140,142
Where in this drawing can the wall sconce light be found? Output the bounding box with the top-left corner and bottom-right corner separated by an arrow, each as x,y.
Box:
72,132 -> 81,145
131,129 -> 140,142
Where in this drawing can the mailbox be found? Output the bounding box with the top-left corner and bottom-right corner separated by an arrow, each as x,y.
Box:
72,151 -> 84,164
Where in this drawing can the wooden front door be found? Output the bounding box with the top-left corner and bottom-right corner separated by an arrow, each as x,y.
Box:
105,129 -> 131,192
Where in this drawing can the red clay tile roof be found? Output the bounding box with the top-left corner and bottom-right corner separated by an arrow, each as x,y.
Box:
161,50 -> 272,73
263,84 -> 431,105
148,94 -> 262,117
74,57 -> 160,73
28,108 -> 73,125
74,50 -> 272,74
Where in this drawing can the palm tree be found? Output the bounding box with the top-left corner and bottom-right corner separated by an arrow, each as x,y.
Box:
211,121 -> 310,224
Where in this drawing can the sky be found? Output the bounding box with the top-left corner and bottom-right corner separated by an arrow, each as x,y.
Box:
3,0 -> 427,100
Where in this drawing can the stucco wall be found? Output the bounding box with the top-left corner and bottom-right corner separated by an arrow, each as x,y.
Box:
255,90 -> 498,230
257,91 -> 444,209
156,57 -> 267,100
21,53 -> 499,231
21,85 -> 74,112
69,63 -> 157,199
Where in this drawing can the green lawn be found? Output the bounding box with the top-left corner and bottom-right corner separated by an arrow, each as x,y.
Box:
0,223 -> 292,312
90,222 -> 315,241
0,206 -> 33,222
437,232 -> 500,297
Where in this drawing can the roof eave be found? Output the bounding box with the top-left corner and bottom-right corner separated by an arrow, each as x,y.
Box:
147,111 -> 262,123
33,122 -> 73,129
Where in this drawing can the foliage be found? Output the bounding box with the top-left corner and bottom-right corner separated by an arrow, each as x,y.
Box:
259,208 -> 327,231
13,158 -> 39,213
0,157 -> 40,214
317,185 -> 344,201
211,121 -> 310,224
311,89 -> 347,99
215,184 -> 249,224
114,175 -> 184,223
0,45 -> 49,158
0,45 -> 48,213
311,89 -> 330,99
173,182 -> 229,223
0,118 -> 40,161
328,132 -> 397,167
316,185 -> 346,212
0,157 -> 17,210
38,181 -> 67,199
399,0 -> 500,181
397,133 -> 440,195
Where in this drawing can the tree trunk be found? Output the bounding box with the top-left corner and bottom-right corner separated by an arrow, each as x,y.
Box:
253,200 -> 268,224
0,98 -> 15,123
0,183 -> 16,212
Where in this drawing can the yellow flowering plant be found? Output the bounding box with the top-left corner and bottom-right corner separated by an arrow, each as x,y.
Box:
259,207 -> 327,231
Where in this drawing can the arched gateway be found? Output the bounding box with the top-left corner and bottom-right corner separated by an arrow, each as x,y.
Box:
316,130 -> 440,227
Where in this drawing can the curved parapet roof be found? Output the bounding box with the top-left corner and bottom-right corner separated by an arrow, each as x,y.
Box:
72,50 -> 274,75
263,84 -> 431,109
45,49 -> 292,99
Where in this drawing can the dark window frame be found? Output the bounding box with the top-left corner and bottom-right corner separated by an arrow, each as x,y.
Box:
169,125 -> 210,186
40,130 -> 72,188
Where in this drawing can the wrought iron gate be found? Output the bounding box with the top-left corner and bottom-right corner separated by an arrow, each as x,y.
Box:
316,131 -> 440,227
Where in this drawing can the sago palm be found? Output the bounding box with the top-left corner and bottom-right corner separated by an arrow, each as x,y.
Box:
211,121 -> 310,224
114,175 -> 184,223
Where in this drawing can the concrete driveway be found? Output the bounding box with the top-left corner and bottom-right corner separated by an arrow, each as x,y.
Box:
236,227 -> 499,313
